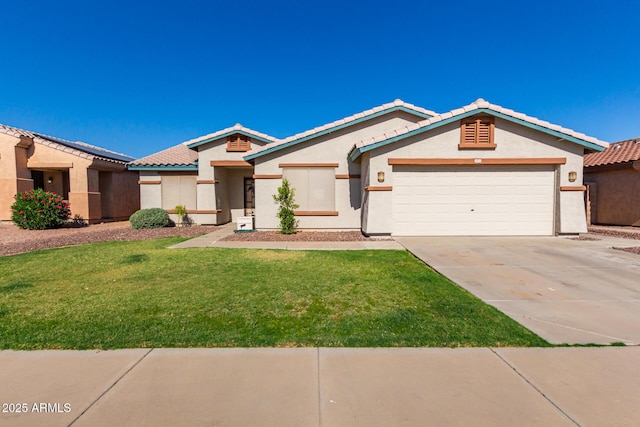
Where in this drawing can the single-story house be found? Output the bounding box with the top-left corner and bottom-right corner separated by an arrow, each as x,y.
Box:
0,123 -> 140,223
584,137 -> 640,226
130,99 -> 608,236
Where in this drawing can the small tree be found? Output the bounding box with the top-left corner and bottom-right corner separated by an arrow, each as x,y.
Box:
273,177 -> 299,234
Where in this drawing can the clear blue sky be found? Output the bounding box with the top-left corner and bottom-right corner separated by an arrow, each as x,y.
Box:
1,0 -> 638,158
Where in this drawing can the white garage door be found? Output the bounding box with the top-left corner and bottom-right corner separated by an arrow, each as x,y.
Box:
392,166 -> 555,236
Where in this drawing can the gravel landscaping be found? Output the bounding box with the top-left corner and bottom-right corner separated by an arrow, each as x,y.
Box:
2,221 -> 639,256
587,226 -> 640,255
0,222 -> 215,257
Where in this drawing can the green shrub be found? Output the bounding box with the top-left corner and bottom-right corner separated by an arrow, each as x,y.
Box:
273,177 -> 298,234
129,208 -> 170,229
11,189 -> 71,230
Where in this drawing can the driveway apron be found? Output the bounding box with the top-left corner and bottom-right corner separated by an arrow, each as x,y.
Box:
396,236 -> 640,345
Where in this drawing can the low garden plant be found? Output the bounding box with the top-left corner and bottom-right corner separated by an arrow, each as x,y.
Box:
129,208 -> 170,229
10,189 -> 71,230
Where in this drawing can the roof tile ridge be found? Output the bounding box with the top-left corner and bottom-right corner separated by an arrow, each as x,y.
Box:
183,124 -> 277,146
396,99 -> 439,116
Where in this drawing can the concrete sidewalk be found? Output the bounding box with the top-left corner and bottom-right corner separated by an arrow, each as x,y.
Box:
169,225 -> 405,250
1,347 -> 638,426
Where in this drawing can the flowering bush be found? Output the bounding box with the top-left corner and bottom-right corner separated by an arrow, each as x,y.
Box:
11,189 -> 71,230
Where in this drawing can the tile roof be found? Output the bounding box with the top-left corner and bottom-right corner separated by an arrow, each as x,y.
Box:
0,123 -> 135,163
584,137 -> 640,167
185,123 -> 277,148
350,99 -> 609,159
129,143 -> 198,166
245,99 -> 437,160
129,124 -> 275,168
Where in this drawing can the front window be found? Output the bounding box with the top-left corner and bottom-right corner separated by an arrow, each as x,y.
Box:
283,167 -> 335,211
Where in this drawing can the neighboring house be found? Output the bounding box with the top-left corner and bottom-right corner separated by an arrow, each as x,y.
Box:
130,99 -> 608,236
584,137 -> 640,226
0,123 -> 139,223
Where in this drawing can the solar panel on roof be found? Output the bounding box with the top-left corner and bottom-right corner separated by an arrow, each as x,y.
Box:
35,134 -> 135,162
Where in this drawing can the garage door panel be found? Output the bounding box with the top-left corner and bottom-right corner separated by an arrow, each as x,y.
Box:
392,166 -> 554,236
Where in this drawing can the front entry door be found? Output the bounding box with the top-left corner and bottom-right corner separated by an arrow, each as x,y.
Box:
244,178 -> 255,216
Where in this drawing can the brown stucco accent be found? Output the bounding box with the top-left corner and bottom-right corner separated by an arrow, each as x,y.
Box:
388,158 -> 567,166
294,211 -> 339,216
139,180 -> 162,185
253,174 -> 282,179
365,186 -> 393,191
196,180 -> 218,184
335,174 -> 361,179
210,160 -> 252,167
278,163 -> 339,168
560,186 -> 586,191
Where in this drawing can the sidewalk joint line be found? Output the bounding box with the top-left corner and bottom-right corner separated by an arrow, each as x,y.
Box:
489,348 -> 581,427
67,348 -> 154,426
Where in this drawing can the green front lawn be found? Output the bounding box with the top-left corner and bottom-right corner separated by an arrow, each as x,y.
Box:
0,238 -> 548,349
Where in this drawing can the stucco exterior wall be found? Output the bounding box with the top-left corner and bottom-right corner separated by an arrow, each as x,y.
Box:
363,118 -> 587,234
139,171 -> 162,209
0,133 -> 23,219
253,112 -> 421,229
193,137 -> 269,225
100,170 -> 140,220
584,164 -> 640,226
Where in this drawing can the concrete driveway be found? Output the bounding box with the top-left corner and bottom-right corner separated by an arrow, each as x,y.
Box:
396,235 -> 640,345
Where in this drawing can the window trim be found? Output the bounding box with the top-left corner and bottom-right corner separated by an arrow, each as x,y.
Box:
459,116 -> 496,149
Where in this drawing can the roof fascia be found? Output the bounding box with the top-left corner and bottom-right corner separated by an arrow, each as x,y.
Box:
245,106 -> 433,161
349,108 -> 605,161
187,130 -> 273,149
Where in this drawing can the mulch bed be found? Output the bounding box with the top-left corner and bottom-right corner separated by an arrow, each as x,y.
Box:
221,230 -> 374,242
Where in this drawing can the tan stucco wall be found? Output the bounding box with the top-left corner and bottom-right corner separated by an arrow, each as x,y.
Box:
253,112 -> 421,229
139,171 -> 162,209
99,170 -> 140,220
584,164 -> 640,226
363,118 -> 588,234
2,132 -> 138,223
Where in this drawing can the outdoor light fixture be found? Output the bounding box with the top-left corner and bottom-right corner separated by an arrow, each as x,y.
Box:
568,171 -> 577,183
377,171 -> 385,183
47,177 -> 53,184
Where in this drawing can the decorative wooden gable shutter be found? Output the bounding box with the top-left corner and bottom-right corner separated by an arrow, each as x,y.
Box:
239,134 -> 250,150
476,118 -> 492,145
227,134 -> 251,151
460,116 -> 495,147
462,121 -> 477,145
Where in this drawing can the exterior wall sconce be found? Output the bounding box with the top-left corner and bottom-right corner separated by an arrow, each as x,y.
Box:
377,171 -> 385,183
47,177 -> 53,184
568,171 -> 577,183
